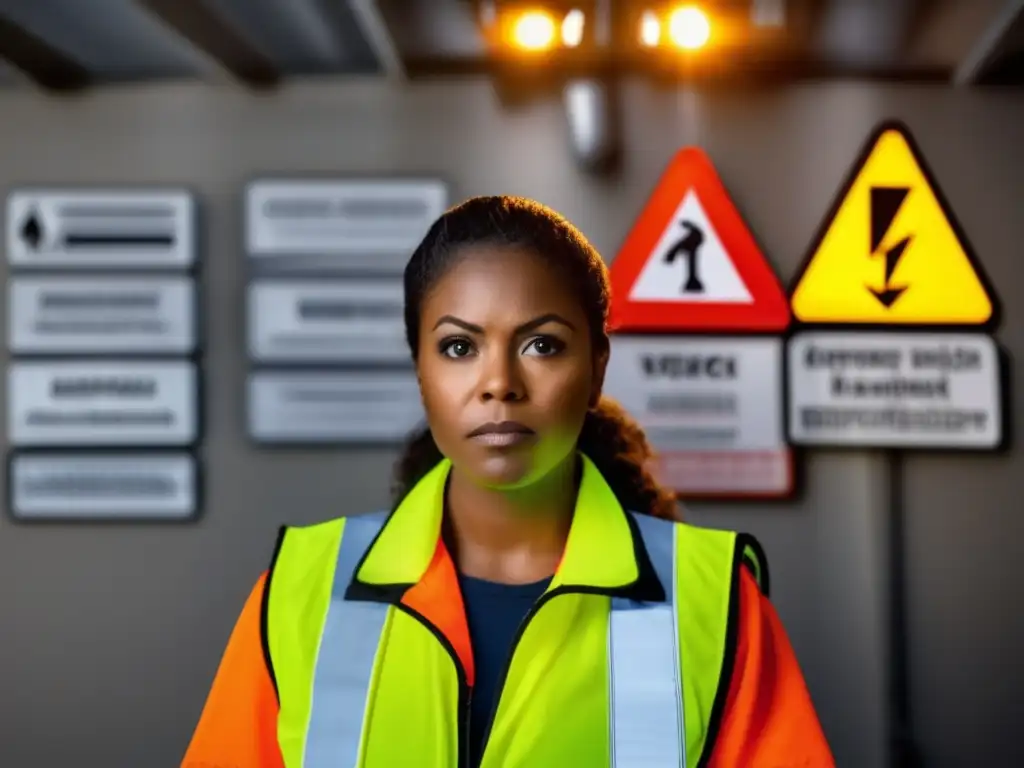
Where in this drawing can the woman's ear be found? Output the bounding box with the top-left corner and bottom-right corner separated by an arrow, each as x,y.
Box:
590,342 -> 610,409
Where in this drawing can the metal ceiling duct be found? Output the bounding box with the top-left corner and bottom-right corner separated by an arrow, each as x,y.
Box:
563,0 -> 620,174
564,79 -> 620,174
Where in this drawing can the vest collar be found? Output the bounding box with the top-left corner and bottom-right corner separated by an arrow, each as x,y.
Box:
349,454 -> 665,603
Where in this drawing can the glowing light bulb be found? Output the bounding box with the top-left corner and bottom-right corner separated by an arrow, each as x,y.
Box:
667,6 -> 711,50
639,10 -> 661,47
511,10 -> 557,51
561,9 -> 585,48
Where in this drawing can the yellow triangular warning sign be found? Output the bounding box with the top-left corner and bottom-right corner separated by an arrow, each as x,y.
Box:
790,121 -> 997,327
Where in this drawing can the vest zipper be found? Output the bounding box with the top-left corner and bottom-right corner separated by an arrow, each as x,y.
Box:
395,604 -> 473,768
456,652 -> 472,768
476,590 -> 561,764
462,684 -> 473,768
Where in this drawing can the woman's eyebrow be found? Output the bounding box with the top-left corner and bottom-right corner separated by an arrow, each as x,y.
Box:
515,313 -> 575,333
432,315 -> 484,333
431,313 -> 576,334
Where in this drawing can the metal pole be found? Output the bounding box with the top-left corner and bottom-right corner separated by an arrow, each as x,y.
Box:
886,449 -> 920,768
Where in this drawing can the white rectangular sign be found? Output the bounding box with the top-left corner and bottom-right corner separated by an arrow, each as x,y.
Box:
7,360 -> 199,447
248,370 -> 424,444
248,279 -> 406,364
787,332 -> 1003,449
8,275 -> 196,354
8,453 -> 198,521
6,189 -> 196,269
245,179 -> 447,274
605,336 -> 791,496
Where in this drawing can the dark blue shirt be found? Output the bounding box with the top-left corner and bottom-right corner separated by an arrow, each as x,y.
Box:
458,573 -> 551,767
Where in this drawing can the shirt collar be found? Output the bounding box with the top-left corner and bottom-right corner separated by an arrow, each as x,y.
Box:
352,454 -> 665,603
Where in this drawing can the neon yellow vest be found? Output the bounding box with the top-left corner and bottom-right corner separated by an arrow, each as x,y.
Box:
264,456 -> 767,767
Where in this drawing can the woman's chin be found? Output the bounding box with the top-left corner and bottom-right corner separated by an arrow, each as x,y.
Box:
456,445 -> 576,493
469,454 -> 535,490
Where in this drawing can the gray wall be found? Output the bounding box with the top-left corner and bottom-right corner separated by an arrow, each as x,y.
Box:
0,78 -> 1020,768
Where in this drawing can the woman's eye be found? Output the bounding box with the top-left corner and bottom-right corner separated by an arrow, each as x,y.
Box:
524,337 -> 564,357
440,338 -> 474,358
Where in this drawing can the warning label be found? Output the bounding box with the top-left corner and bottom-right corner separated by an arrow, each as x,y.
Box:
787,332 -> 1002,449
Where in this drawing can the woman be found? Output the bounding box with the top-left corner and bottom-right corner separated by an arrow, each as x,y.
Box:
184,196 -> 833,768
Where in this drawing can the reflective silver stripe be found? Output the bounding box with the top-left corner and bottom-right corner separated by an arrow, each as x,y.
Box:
304,511 -> 390,768
609,513 -> 685,767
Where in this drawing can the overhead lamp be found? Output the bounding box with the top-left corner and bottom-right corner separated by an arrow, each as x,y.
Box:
509,9 -> 558,52
479,2 -> 618,175
668,6 -> 711,50
638,4 -> 712,51
492,5 -> 593,53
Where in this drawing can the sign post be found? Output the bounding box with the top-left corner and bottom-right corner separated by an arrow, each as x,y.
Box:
786,120 -> 1007,768
605,147 -> 794,499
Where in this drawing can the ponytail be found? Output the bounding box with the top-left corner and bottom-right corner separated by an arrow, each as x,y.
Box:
391,423 -> 444,505
391,396 -> 681,521
578,396 -> 681,521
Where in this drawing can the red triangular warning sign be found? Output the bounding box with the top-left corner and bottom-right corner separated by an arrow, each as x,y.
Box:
609,147 -> 790,333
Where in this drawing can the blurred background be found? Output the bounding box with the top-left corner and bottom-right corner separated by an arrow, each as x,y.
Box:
0,1 -> 1021,766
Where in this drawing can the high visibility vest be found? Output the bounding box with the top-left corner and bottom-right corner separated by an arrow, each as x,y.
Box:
263,455 -> 768,768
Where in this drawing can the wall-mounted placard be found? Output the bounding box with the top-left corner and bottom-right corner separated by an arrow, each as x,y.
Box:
787,332 -> 1002,449
247,279 -> 406,364
605,336 -> 791,496
245,179 -> 447,274
247,369 -> 423,444
7,452 -> 198,521
8,275 -> 197,355
6,189 -> 196,270
7,360 -> 199,447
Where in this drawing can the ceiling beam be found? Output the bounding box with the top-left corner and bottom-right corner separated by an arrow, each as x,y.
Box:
378,0 -> 485,75
954,0 -> 1024,85
136,0 -> 279,87
0,12 -> 90,91
815,0 -> 924,67
813,0 -> 925,70
767,0 -> 828,60
348,0 -> 405,78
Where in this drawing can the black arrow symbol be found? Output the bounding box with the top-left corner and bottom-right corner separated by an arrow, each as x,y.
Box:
867,187 -> 911,308
20,209 -> 43,249
872,236 -> 912,307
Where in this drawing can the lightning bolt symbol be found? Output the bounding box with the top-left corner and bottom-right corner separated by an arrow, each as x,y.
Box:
867,187 -> 912,308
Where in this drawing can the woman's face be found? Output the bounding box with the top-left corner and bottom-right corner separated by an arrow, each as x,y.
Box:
416,246 -> 607,490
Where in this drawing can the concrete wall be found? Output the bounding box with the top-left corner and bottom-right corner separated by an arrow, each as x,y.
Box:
0,77 -> 1020,768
